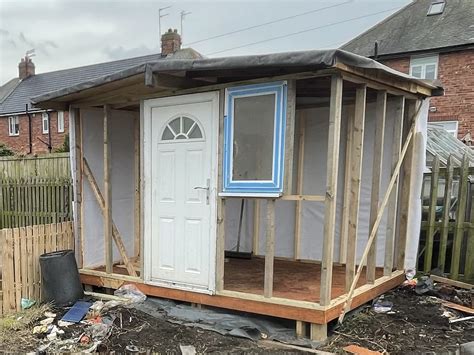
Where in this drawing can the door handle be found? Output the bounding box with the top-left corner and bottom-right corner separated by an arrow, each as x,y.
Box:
194,179 -> 210,204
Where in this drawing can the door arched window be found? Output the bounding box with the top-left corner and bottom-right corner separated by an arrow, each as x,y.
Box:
161,116 -> 203,141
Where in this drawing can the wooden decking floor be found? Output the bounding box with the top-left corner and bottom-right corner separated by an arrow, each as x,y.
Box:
224,257 -> 384,302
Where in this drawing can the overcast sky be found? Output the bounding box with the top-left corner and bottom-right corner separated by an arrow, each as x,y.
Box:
0,0 -> 410,85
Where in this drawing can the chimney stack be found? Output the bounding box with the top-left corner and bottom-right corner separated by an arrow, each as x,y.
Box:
18,56 -> 35,79
161,28 -> 182,56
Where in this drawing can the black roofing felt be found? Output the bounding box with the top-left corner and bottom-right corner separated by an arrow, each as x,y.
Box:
0,53 -> 163,115
342,0 -> 474,58
33,49 -> 438,106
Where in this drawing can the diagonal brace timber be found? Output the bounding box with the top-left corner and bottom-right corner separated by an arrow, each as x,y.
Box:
83,157 -> 138,277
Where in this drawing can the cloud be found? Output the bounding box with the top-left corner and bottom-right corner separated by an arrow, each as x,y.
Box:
0,29 -> 9,36
103,45 -> 156,60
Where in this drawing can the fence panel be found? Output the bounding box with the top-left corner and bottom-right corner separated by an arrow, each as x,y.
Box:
0,153 -> 70,179
420,153 -> 474,284
0,177 -> 73,229
0,221 -> 74,315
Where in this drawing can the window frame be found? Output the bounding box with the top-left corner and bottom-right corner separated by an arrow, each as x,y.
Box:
427,1 -> 445,16
8,115 -> 20,136
42,112 -> 49,134
410,55 -> 439,80
428,120 -> 458,137
57,111 -> 65,133
222,81 -> 287,197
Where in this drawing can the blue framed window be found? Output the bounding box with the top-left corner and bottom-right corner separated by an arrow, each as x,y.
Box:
222,81 -> 287,196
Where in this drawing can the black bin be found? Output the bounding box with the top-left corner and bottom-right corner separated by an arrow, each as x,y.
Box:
40,250 -> 84,306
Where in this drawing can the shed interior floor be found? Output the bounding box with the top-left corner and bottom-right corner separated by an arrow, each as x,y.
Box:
224,257 -> 384,302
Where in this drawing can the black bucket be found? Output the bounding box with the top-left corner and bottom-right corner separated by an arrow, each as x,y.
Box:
40,250 -> 84,306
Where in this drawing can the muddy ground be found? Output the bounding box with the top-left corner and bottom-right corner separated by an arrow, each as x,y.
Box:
321,286 -> 474,354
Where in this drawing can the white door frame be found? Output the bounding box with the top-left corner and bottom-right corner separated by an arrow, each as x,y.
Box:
142,91 -> 219,294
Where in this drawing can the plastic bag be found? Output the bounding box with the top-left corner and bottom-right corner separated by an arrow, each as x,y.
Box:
114,284 -> 146,303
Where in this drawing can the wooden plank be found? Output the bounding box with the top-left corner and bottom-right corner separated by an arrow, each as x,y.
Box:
438,155 -> 454,271
216,88 -> 226,292
294,112 -> 306,260
83,158 -> 138,277
339,121 -> 417,323
397,100 -> 420,270
103,104 -> 113,273
339,108 -> 354,264
264,199 -> 276,298
450,154 -> 469,280
465,175 -> 474,281
280,194 -> 325,202
345,85 -> 366,292
384,96 -> 405,276
442,301 -> 474,315
320,75 -> 343,306
430,274 -> 473,290
424,156 -> 440,272
13,227 -> 21,311
26,225 -> 34,300
74,108 -> 84,267
367,90 -> 387,284
20,227 -> 28,301
252,199 -> 260,255
134,115 -> 141,258
284,79 -> 297,195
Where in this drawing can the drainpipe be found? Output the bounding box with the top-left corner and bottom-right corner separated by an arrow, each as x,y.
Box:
47,111 -> 52,153
25,103 -> 32,154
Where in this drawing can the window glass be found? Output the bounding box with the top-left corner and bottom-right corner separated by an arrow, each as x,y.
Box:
427,2 -> 445,15
232,94 -> 275,181
425,64 -> 436,80
428,121 -> 458,137
161,116 -> 202,141
8,116 -> 19,136
42,113 -> 49,134
411,65 -> 422,78
57,111 -> 65,133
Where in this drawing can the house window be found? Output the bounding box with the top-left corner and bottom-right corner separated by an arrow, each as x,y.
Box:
57,111 -> 64,133
428,121 -> 458,137
8,116 -> 19,136
42,112 -> 49,134
410,55 -> 439,80
161,116 -> 203,141
223,81 -> 287,196
427,1 -> 445,16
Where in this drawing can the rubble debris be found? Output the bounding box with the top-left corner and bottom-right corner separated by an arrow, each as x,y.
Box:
372,296 -> 393,313
21,298 -> 36,310
449,316 -> 474,324
114,284 -> 146,303
442,301 -> 474,315
415,275 -> 434,295
179,344 -> 197,355
343,344 -> 382,355
61,300 -> 92,323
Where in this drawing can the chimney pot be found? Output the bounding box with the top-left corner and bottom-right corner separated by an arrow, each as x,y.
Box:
161,28 -> 182,57
18,56 -> 35,80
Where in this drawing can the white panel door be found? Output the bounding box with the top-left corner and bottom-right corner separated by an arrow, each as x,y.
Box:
147,93 -> 217,291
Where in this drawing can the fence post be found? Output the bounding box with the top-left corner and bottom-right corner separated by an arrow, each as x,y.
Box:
450,154 -> 469,280
424,156 -> 440,272
438,155 -> 453,272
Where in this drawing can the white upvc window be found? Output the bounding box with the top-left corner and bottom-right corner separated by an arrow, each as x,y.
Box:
8,115 -> 20,136
57,111 -> 65,133
42,112 -> 49,134
410,55 -> 439,80
428,121 -> 458,137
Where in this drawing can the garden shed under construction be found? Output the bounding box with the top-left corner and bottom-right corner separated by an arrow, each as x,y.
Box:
33,49 -> 439,340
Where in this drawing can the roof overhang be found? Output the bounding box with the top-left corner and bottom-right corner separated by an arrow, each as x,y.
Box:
32,49 -> 441,111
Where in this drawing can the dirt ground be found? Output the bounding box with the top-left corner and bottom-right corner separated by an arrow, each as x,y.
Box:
1,283 -> 472,354
321,286 -> 474,354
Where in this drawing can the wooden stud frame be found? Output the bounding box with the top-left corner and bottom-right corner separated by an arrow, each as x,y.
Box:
345,85 -> 366,292
367,90 -> 387,283
320,75 -> 343,306
103,104 -> 113,273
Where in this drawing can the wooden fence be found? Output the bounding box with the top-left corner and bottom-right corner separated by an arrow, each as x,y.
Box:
0,153 -> 71,179
0,221 -> 74,315
419,153 -> 474,283
0,177 -> 73,229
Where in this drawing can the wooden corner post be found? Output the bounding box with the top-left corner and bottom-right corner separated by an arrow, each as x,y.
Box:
264,199 -> 276,298
384,96 -> 405,276
367,90 -> 387,283
284,79 -> 297,194
73,108 -> 84,268
103,104 -> 113,273
345,84 -> 366,292
216,89 -> 226,292
320,75 -> 343,306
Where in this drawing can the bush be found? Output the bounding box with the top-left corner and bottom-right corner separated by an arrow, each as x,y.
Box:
0,143 -> 14,156
54,134 -> 70,153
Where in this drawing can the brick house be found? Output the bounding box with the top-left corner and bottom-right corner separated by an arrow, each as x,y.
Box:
0,29 -> 200,155
342,0 -> 474,145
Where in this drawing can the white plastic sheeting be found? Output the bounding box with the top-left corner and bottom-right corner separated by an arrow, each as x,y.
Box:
81,108 -> 137,267
225,99 -> 429,268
